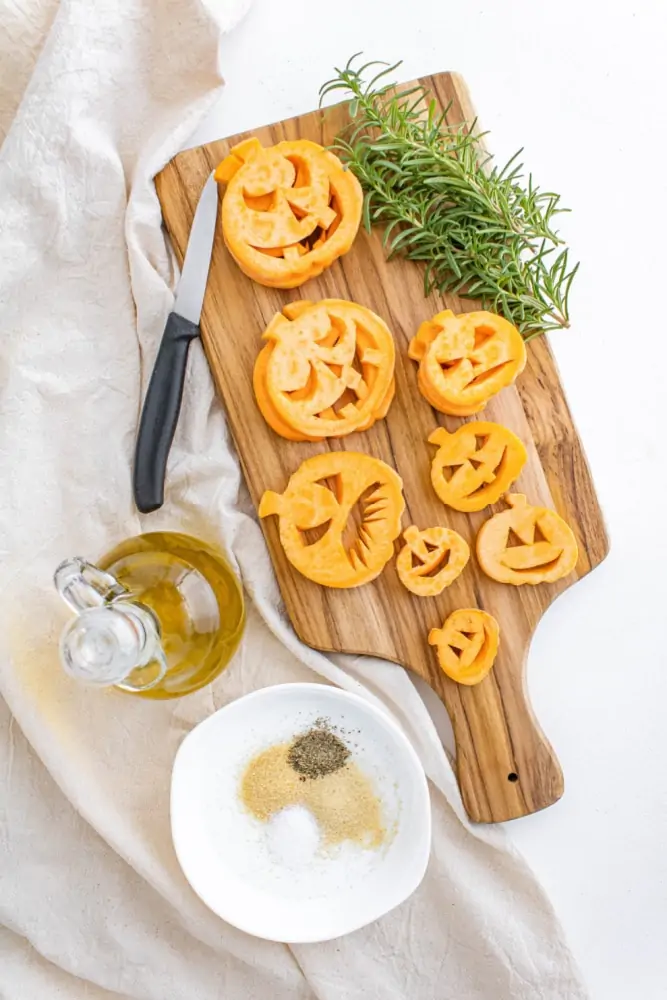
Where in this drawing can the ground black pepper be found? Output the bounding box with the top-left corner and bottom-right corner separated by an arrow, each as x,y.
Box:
287,724 -> 350,779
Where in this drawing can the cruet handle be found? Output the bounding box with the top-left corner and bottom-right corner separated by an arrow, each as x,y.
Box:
54,557 -> 129,614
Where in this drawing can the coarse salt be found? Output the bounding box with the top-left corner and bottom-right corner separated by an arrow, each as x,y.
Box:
265,804 -> 321,869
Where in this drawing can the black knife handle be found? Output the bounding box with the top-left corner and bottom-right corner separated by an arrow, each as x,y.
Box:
133,312 -> 200,514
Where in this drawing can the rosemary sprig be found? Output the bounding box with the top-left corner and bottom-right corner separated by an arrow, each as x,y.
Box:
320,55 -> 579,339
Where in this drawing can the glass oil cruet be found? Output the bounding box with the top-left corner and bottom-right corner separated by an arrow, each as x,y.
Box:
54,532 -> 245,698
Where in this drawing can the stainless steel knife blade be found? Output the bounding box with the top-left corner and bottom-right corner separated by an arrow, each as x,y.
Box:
173,171 -> 219,325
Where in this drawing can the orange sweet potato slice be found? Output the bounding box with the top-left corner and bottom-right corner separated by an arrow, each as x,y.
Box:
429,609 -> 500,685
396,525 -> 470,596
476,493 -> 579,585
428,422 -> 527,512
216,138 -> 362,289
409,310 -> 526,415
254,299 -> 395,439
259,452 -> 405,588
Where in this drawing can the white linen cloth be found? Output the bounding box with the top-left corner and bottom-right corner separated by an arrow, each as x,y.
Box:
0,1 -> 590,997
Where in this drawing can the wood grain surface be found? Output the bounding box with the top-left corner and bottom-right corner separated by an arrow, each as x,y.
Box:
155,72 -> 609,823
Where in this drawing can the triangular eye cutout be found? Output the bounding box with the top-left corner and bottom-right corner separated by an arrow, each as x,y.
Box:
441,463 -> 462,482
299,520 -> 332,546
460,630 -> 477,641
473,326 -> 495,350
288,201 -> 309,221
243,191 -> 277,212
315,474 -> 342,500
422,548 -> 451,576
506,528 -> 525,548
534,521 -> 549,544
468,458 -> 484,471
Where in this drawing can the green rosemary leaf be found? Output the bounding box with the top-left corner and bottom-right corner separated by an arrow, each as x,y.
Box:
321,55 -> 578,338
382,218 -> 403,247
361,194 -> 372,233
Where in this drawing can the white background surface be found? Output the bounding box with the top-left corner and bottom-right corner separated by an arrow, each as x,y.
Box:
192,2 -> 667,997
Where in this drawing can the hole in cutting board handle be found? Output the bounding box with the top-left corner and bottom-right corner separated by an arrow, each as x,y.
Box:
507,772 -> 519,782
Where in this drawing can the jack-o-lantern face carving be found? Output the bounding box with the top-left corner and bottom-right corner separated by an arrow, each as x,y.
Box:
396,525 -> 470,596
253,300 -> 396,440
215,138 -> 363,289
428,422 -> 527,512
476,494 -> 579,586
408,310 -> 526,415
258,452 -> 405,588
429,609 -> 500,686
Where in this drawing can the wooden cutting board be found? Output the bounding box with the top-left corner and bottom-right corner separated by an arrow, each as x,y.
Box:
155,72 -> 609,823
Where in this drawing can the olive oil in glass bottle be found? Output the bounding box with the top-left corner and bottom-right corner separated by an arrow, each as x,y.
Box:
54,532 -> 245,698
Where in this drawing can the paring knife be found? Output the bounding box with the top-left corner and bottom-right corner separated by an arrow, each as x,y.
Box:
133,172 -> 218,513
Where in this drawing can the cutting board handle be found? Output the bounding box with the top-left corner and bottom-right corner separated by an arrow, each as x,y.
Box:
443,656 -> 564,823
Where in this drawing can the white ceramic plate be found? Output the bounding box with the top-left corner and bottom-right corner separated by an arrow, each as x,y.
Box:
171,682 -> 431,942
